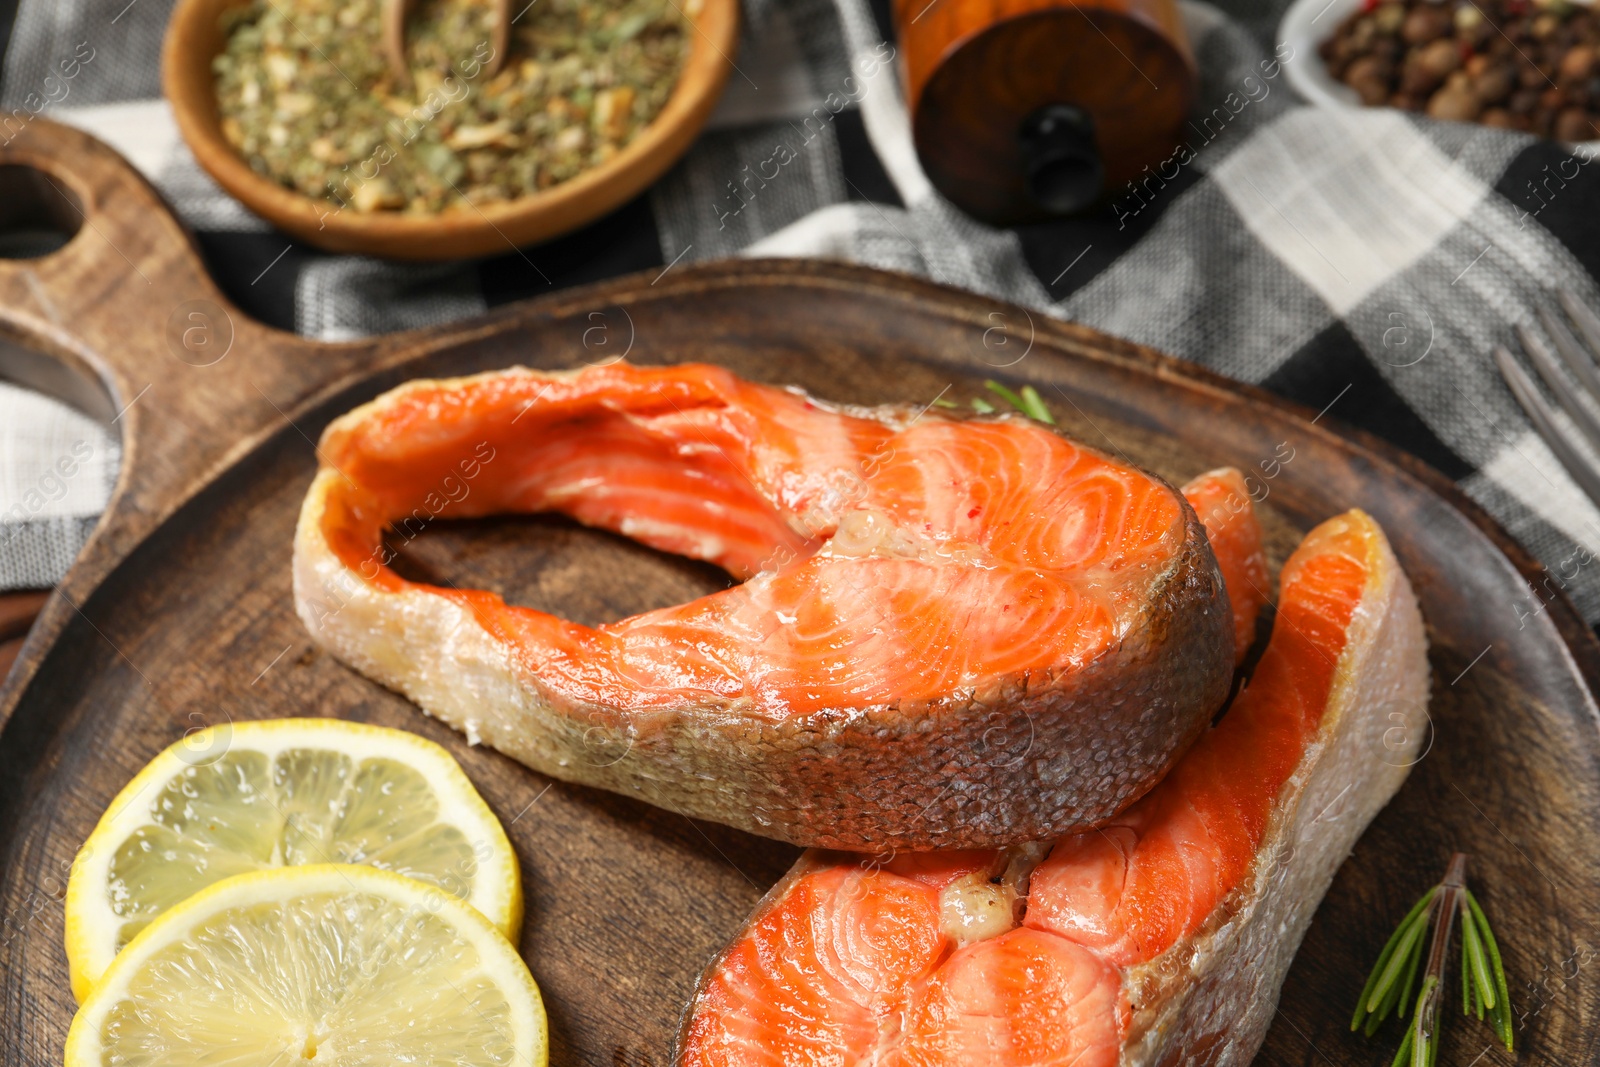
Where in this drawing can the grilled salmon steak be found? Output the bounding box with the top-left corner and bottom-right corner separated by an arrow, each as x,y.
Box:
679,495 -> 1430,1066
294,362 -> 1234,849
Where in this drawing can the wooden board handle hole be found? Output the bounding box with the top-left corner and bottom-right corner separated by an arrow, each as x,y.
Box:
0,164 -> 83,260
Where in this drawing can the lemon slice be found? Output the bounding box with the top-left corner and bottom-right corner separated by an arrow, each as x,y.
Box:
66,718 -> 521,1001
64,864 -> 547,1067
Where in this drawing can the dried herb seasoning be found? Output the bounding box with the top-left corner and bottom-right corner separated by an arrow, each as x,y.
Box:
213,0 -> 690,214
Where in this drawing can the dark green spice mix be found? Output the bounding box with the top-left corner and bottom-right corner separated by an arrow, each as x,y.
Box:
213,0 -> 690,213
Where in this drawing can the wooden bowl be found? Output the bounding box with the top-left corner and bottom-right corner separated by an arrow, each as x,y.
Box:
162,0 -> 738,260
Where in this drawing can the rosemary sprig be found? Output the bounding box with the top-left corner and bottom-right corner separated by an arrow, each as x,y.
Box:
983,380 -> 1056,424
1353,853 -> 1513,1062
1465,889 -> 1514,1048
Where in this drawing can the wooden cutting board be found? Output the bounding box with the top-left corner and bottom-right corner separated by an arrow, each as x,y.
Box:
1,120 -> 1596,1066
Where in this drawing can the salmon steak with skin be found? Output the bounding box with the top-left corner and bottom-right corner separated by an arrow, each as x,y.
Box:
1179,468 -> 1272,665
293,361 -> 1234,849
679,489 -> 1431,1067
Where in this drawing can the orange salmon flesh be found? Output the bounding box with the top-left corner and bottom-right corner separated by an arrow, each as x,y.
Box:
314,362 -> 1207,715
295,363 -> 1236,848
680,490 -> 1420,1066
1179,468 -> 1271,665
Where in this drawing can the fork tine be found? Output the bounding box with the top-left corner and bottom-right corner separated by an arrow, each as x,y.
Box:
1515,322 -> 1600,455
1559,289 -> 1600,365
1538,305 -> 1600,401
1495,345 -> 1600,510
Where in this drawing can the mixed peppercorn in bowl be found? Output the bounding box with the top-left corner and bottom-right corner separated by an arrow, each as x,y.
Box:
1282,0 -> 1600,142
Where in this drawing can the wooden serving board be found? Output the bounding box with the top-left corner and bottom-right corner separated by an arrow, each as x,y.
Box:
1,120 -> 1597,1066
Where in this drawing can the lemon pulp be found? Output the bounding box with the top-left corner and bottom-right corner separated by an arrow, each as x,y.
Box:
67,719 -> 521,1000
66,865 -> 545,1067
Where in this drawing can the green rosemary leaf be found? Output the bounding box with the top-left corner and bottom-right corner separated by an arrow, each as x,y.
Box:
1461,910 -> 1488,1021
1355,936 -> 1405,1030
1359,857 -> 1517,1064
1370,906 -> 1431,1014
1462,896 -> 1484,1020
1464,907 -> 1494,1010
930,398 -> 958,409
1399,904 -> 1430,1018
982,380 -> 1022,405
983,380 -> 1029,416
1465,890 -> 1514,1051
1389,1022 -> 1414,1067
1355,887 -> 1437,1029
1369,965 -> 1407,1035
1374,913 -> 1428,1032
1472,945 -> 1484,1020
1018,385 -> 1056,424
1413,976 -> 1438,1067
970,397 -> 996,414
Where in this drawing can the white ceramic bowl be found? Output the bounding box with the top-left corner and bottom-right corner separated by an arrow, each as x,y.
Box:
1279,0 -> 1367,110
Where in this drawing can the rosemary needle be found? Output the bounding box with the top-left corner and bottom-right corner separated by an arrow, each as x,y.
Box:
1370,906 -> 1429,1013
1354,853 -> 1514,1060
1466,889 -> 1514,1050
1019,385 -> 1056,424
1353,886 -> 1436,1030
983,380 -> 1056,424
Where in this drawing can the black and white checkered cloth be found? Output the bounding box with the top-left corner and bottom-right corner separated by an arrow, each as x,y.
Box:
4,0 -> 1600,624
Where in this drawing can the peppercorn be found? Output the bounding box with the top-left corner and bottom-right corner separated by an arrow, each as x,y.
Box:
1554,106 -> 1598,139
1473,63 -> 1515,103
1429,80 -> 1483,120
1345,55 -> 1395,103
1402,5 -> 1452,43
1419,37 -> 1464,77
1559,43 -> 1595,83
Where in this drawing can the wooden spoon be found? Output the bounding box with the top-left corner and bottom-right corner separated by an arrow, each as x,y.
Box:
384,0 -> 511,85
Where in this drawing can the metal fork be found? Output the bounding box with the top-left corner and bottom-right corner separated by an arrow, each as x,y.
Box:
1494,290 -> 1600,508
